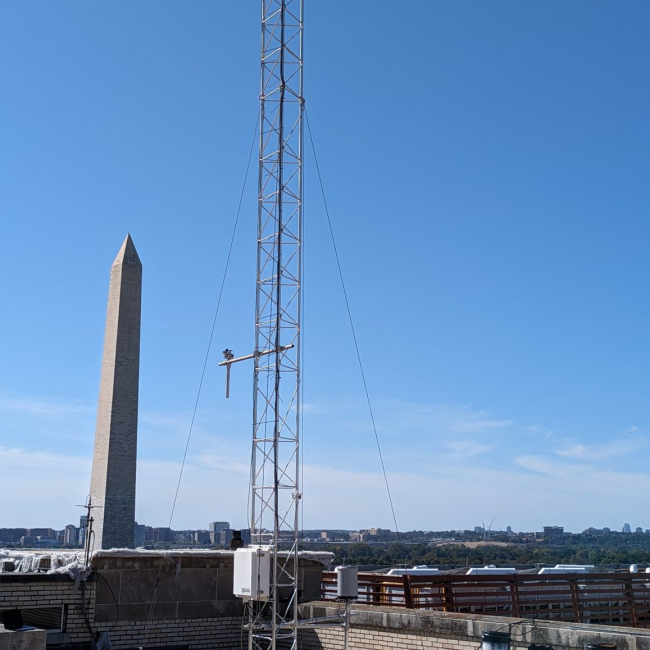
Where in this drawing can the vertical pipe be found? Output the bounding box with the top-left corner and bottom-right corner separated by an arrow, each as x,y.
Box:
344,599 -> 351,650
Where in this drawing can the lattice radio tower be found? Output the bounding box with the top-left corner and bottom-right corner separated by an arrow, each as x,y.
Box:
221,1 -> 304,649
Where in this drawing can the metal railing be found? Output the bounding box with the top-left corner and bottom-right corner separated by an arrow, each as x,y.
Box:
321,572 -> 650,627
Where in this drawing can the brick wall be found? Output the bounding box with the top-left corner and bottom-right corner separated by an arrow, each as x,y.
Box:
0,575 -> 242,650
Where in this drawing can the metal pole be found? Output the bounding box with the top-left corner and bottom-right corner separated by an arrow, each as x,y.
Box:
344,600 -> 351,650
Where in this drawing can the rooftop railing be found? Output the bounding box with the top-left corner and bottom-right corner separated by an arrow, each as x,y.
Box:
321,571 -> 650,628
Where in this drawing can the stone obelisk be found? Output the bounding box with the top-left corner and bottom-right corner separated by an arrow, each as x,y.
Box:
89,234 -> 142,549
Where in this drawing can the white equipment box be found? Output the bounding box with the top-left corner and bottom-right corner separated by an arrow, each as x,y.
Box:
233,546 -> 271,601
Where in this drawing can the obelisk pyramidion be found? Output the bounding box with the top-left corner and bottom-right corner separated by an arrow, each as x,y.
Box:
89,234 -> 141,549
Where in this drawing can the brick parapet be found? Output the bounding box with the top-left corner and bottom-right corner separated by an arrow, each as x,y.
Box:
0,577 -> 241,649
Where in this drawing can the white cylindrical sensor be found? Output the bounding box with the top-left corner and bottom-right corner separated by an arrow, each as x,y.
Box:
335,565 -> 358,599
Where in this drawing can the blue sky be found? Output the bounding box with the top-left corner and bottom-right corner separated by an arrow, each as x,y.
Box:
1,2 -> 650,534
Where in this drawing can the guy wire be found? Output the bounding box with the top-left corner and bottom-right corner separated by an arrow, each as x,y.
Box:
305,108 -> 428,650
140,112 -> 259,649
304,109 -> 401,543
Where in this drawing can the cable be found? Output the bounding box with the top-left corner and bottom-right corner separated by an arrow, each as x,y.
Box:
80,580 -> 96,645
166,112 -> 259,535
140,112 -> 259,650
476,617 -> 559,650
95,572 -> 120,633
304,109 -> 401,542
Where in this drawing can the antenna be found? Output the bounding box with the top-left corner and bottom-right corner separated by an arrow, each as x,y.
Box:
221,1 -> 304,648
77,496 -> 98,567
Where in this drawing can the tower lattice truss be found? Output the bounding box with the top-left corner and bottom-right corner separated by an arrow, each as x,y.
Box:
249,0 -> 304,649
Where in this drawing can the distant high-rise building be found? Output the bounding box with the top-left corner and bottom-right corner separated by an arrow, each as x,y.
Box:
194,531 -> 210,544
27,528 -> 53,539
0,529 -> 27,544
543,526 -> 564,538
209,522 -> 230,544
623,523 -> 632,533
218,529 -> 234,546
64,525 -> 78,546
134,523 -> 146,546
358,528 -> 392,541
506,526 -> 512,534
474,526 -> 484,534
217,529 -> 251,546
153,527 -> 173,544
584,527 -> 604,535
602,527 -> 611,534
79,516 -> 88,548
635,527 -> 643,534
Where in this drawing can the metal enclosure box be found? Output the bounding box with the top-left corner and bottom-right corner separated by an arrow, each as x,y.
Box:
233,546 -> 271,601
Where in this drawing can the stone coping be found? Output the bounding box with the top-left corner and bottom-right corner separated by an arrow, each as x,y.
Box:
301,601 -> 650,650
93,548 -> 332,560
93,548 -> 333,568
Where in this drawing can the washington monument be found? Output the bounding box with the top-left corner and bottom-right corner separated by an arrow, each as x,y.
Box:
89,234 -> 142,549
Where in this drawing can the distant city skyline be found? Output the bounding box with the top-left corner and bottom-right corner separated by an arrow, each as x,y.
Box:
4,521 -> 650,537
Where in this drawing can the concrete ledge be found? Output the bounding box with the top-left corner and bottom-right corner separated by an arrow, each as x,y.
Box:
301,601 -> 650,650
0,628 -> 47,650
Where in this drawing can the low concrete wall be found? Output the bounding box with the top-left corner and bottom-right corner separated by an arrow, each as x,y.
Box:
92,551 -> 324,622
93,552 -> 242,622
300,602 -> 650,650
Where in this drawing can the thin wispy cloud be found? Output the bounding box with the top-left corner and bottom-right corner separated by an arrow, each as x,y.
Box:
3,389 -> 650,531
0,394 -> 93,418
0,446 -> 90,472
374,401 -> 513,435
516,454 -> 650,503
527,424 -> 553,440
445,440 -> 493,457
192,452 -> 249,475
554,438 -> 647,461
447,411 -> 512,434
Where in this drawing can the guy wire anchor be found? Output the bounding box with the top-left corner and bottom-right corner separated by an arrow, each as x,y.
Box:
219,344 -> 295,398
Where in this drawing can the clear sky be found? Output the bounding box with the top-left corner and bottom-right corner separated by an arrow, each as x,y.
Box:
1,1 -> 650,534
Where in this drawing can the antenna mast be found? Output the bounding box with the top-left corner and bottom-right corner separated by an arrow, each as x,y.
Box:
251,0 -> 304,648
220,1 -> 304,646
